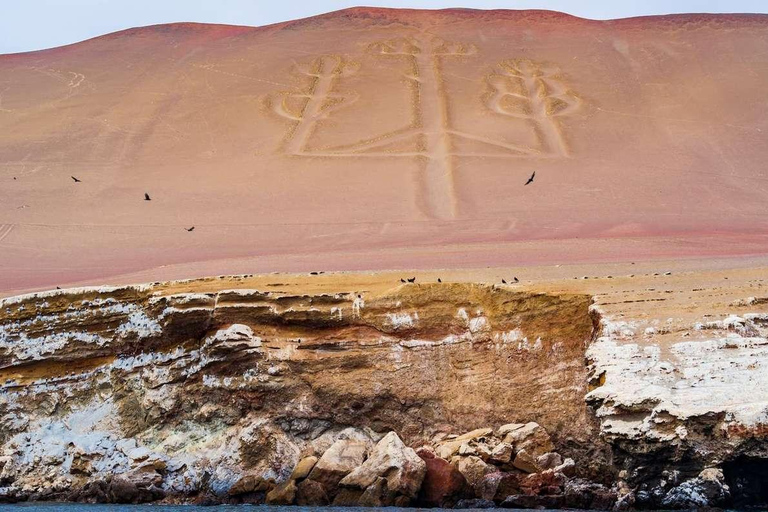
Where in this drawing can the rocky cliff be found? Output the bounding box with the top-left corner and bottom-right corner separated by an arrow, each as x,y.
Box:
0,275 -> 766,508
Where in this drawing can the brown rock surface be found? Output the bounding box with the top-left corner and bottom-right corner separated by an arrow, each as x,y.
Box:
417,449 -> 467,506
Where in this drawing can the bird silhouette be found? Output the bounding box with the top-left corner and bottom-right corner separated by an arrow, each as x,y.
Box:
407,277 -> 416,283
437,278 -> 442,283
524,171 -> 536,186
71,176 -> 81,183
400,278 -> 406,283
185,227 -> 195,232
144,193 -> 151,201
502,279 -> 507,284
514,277 -> 519,282
310,271 -> 319,275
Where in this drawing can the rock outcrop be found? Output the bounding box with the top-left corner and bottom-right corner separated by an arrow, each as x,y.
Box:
0,281 -> 600,505
1,276 -> 767,508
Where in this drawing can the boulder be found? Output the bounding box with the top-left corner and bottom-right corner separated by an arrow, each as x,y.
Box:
496,423 -> 526,438
108,477 -> 139,503
455,497 -> 496,508
521,469 -> 567,495
564,479 -> 617,510
307,438 -> 368,490
339,431 -> 426,500
266,479 -> 297,505
536,451 -> 563,470
554,457 -> 577,477
455,455 -> 495,491
512,449 -> 541,474
502,422 -> 553,456
228,474 -> 274,495
456,427 -> 494,442
660,468 -> 730,509
296,478 -> 329,506
436,428 -> 493,459
358,476 -> 395,507
417,448 -> 467,506
489,443 -> 514,464
332,487 -> 364,506
291,455 -> 318,481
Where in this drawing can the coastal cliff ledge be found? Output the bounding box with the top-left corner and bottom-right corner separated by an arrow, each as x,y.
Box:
0,275 -> 766,508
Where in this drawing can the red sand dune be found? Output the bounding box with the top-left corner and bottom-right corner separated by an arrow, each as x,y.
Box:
1,8 -> 768,293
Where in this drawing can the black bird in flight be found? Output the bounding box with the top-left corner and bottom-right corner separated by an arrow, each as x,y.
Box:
524,171 -> 536,186
71,176 -> 81,183
514,277 -> 519,283
407,277 -> 416,283
185,227 -> 195,232
144,193 -> 151,201
501,279 -> 507,284
437,278 -> 442,283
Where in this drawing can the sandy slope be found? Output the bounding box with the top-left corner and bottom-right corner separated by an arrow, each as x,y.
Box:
1,8 -> 768,293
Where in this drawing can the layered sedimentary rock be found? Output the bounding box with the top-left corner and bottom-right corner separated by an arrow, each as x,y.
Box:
0,281 -> 601,504
1,272 -> 767,507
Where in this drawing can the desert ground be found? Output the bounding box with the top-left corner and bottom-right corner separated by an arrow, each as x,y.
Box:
1,8 -> 767,295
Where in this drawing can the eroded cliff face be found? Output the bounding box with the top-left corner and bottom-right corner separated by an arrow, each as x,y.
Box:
0,281 -> 603,504
1,273 -> 767,508
587,307 -> 768,508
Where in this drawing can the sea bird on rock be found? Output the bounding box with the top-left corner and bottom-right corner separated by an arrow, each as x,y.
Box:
407,277 -> 416,283
144,193 -> 151,201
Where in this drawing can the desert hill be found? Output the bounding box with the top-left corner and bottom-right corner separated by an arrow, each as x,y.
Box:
1,8 -> 767,293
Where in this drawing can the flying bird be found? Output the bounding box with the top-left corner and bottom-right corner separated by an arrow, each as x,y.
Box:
524,171 -> 536,186
144,193 -> 151,201
71,176 -> 81,183
407,277 -> 416,283
185,227 -> 195,232
502,279 -> 507,284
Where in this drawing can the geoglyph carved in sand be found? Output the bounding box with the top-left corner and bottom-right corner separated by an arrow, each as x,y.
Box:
267,34 -> 581,219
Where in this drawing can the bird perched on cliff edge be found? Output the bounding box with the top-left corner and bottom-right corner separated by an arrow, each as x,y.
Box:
514,277 -> 519,282
437,278 -> 442,283
525,171 -> 536,186
144,193 -> 151,201
407,277 -> 416,283
502,279 -> 507,284
400,278 -> 406,283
